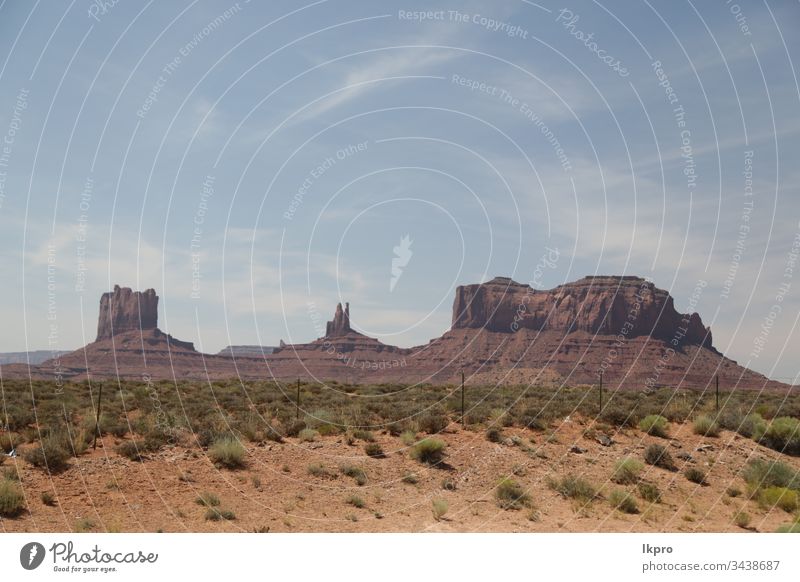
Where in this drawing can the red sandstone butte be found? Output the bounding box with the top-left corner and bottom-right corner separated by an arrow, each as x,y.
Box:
1,278 -> 791,391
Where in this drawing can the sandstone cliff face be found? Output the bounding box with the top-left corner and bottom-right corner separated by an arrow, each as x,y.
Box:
96,285 -> 159,341
326,302 -> 351,337
452,276 -> 713,349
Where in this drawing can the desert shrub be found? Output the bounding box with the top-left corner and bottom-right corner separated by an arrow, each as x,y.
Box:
364,443 -> 384,458
340,465 -> 367,486
316,423 -> 341,437
639,415 -> 669,438
758,486 -> 799,512
115,441 -> 147,461
693,415 -> 721,437
209,437 -> 246,469
410,438 -> 446,465
441,477 -> 457,491
298,428 -> 319,442
637,482 -> 661,503
599,405 -> 638,428
495,478 -> 531,510
0,478 -> 25,517
205,508 -> 235,521
402,472 -> 418,484
432,498 -> 448,521
739,413 -> 768,439
486,427 -> 503,443
718,409 -> 766,438
195,492 -> 220,507
612,458 -> 644,485
41,491 -> 56,506
685,467 -> 707,485
400,431 -> 417,446
548,474 -> 596,503
24,438 -> 70,472
352,429 -> 374,442
609,489 -> 639,514
726,487 -> 742,498
758,417 -> 800,455
0,432 -> 22,454
74,518 -> 94,532
418,411 -> 449,434
734,511 -> 751,529
644,444 -> 676,471
346,494 -> 365,508
742,458 -> 800,491
307,464 -> 335,479
776,523 -> 800,533
283,420 -> 306,438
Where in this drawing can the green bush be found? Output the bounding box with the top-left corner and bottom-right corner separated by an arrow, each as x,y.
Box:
692,415 -> 720,437
418,411 -> 449,434
410,438 -> 446,465
684,467 -> 707,485
644,444 -> 676,471
486,427 -> 503,443
742,458 -> 800,491
24,438 -> 70,472
41,491 -> 56,506
364,443 -> 383,458
726,487 -> 742,498
346,494 -> 365,508
759,417 -> 800,455
612,458 -> 644,485
401,472 -> 418,484
298,428 -> 319,442
195,492 -> 220,507
548,474 -> 596,503
637,482 -> 661,503
340,465 -> 367,486
776,523 -> 800,533
352,429 -> 374,442
639,415 -> 669,438
599,405 -> 638,428
432,498 -> 448,521
609,489 -> 639,514
0,478 -> 25,517
205,508 -> 235,521
734,511 -> 751,529
209,437 -> 246,469
307,463 -> 335,479
400,431 -> 417,446
495,478 -> 531,510
115,441 -> 145,461
758,486 -> 798,512
739,413 -> 767,439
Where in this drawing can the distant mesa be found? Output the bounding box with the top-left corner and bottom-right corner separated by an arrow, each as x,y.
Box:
217,345 -> 277,357
453,275 -> 713,349
96,285 -> 159,341
0,277 -> 789,390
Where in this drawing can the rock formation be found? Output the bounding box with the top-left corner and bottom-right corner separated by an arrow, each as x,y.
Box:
326,302 -> 351,337
453,276 -> 712,349
96,285 -> 159,341
0,277 -> 788,390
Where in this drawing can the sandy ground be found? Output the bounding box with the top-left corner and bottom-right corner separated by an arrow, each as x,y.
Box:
2,418 -> 798,533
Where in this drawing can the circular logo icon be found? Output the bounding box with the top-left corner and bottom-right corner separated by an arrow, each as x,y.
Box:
19,542 -> 46,570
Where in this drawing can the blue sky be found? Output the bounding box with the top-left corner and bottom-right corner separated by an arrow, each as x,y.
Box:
0,0 -> 798,382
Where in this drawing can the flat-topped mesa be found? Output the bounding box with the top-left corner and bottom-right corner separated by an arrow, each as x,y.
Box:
96,285 -> 159,341
325,302 -> 351,337
452,276 -> 713,349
